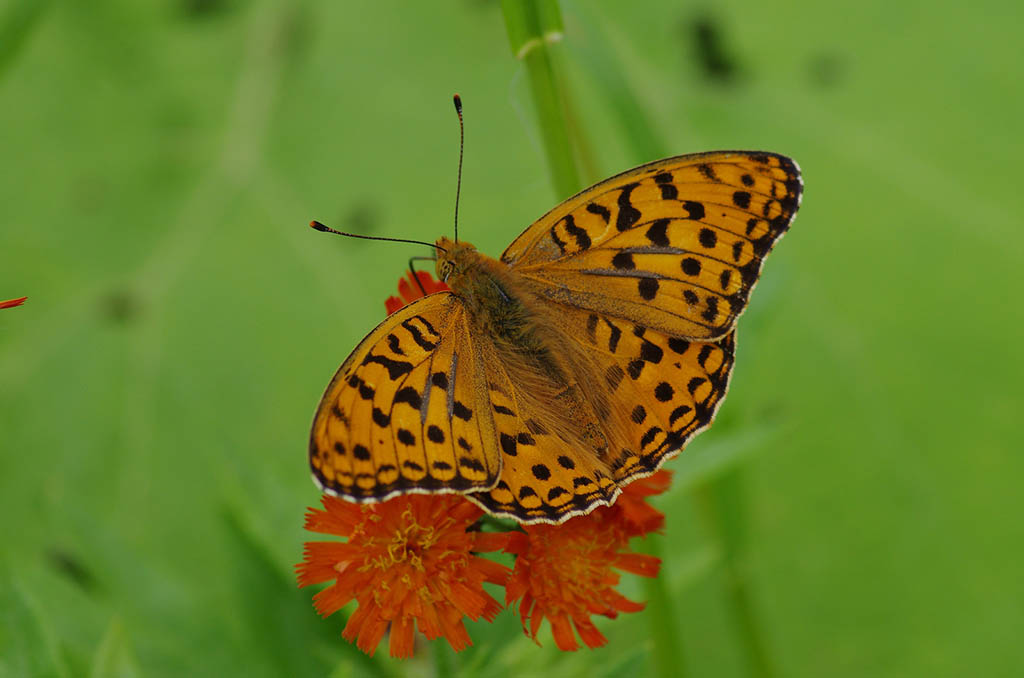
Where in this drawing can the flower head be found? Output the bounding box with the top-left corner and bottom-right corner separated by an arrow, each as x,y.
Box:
609,469 -> 673,539
297,494 -> 510,658
385,271 -> 449,315
503,473 -> 670,651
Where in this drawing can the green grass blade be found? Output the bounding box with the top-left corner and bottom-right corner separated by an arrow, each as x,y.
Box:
501,0 -> 581,198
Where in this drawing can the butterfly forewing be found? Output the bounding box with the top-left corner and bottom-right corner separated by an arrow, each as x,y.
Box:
502,151 -> 802,340
310,293 -> 502,501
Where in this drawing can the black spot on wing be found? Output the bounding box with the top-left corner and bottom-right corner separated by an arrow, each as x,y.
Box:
400,318 -> 438,351
606,320 -> 622,352
646,219 -> 671,247
667,337 -> 690,354
563,214 -> 591,251
362,353 -> 414,379
586,202 -> 611,223
532,464 -> 551,480
500,433 -> 517,456
427,425 -> 445,443
638,277 -> 659,301
653,172 -> 678,200
393,387 -> 422,409
616,183 -> 642,231
371,407 -> 390,427
612,251 -> 635,270
698,228 -> 717,249
386,333 -> 403,355
702,296 -> 719,322
459,455 -> 483,471
640,341 -> 663,363
698,163 -> 720,182
683,201 -> 705,220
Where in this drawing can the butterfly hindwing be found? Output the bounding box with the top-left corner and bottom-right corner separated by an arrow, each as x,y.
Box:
465,368 -> 621,523
502,151 -> 802,339
461,307 -> 735,524
310,293 -> 502,501
561,305 -> 736,481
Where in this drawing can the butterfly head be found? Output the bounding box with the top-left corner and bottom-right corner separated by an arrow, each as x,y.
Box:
435,237 -> 478,285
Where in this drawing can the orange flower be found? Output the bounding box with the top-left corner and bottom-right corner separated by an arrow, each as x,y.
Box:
0,296 -> 27,309
611,470 -> 673,538
296,494 -> 511,658
385,271 -> 449,314
504,472 -> 670,651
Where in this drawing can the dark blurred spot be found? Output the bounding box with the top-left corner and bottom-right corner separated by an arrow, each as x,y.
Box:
178,0 -> 235,20
279,5 -> 313,67
686,13 -> 739,84
339,200 -> 381,236
47,548 -> 99,593
99,288 -> 142,325
808,52 -> 845,89
757,400 -> 788,426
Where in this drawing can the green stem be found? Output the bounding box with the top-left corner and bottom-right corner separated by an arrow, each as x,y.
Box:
502,2 -> 688,673
564,8 -> 779,673
500,0 -> 581,198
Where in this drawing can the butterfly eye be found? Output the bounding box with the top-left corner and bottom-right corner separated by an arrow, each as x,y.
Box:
439,260 -> 454,282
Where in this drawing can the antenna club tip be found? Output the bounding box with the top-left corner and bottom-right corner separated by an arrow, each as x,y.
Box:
453,94 -> 462,114
310,220 -> 328,231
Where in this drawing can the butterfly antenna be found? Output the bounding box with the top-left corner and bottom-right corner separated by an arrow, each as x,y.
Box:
309,221 -> 447,253
453,93 -> 464,243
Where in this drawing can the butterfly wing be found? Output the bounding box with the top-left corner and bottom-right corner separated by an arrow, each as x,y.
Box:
562,306 -> 736,482
502,151 -> 802,339
467,362 -> 622,524
466,311 -> 735,524
310,292 -> 502,501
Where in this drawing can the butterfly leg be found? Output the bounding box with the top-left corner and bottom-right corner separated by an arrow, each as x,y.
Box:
407,256 -> 436,297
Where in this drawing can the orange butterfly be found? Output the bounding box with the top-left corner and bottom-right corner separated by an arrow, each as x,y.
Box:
310,151 -> 801,524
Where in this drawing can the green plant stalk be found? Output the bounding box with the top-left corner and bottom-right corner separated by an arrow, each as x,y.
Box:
543,6 -> 779,675
500,0 -> 581,198
502,2 -> 682,675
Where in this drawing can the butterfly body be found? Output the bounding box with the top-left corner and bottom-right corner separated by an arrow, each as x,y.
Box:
435,237 -> 620,466
311,151 -> 802,523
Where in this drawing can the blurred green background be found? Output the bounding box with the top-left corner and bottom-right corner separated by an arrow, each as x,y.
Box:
2,0 -> 1022,676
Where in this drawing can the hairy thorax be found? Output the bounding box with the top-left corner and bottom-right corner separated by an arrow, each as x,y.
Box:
435,238 -> 618,457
